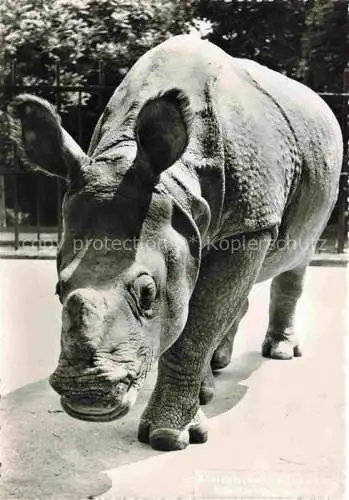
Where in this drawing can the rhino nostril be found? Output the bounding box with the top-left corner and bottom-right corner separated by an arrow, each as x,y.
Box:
66,292 -> 88,319
65,289 -> 106,317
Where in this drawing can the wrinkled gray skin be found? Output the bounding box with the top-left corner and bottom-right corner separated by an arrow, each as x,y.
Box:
10,35 -> 342,451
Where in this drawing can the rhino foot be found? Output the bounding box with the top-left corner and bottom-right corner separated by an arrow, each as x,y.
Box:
138,408 -> 209,451
262,332 -> 302,360
211,346 -> 232,370
211,299 -> 249,371
199,367 -> 215,405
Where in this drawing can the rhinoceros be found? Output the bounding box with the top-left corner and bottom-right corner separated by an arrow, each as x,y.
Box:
9,35 -> 342,451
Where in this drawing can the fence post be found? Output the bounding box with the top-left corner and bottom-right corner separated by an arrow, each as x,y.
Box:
0,175 -> 6,228
11,60 -> 20,250
55,61 -> 63,244
98,60 -> 105,113
337,68 -> 349,253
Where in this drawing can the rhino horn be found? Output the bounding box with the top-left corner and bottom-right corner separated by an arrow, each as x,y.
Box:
59,239 -> 92,283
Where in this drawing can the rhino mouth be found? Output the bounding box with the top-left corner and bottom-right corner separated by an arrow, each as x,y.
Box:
60,387 -> 137,422
49,357 -> 148,422
51,378 -> 141,422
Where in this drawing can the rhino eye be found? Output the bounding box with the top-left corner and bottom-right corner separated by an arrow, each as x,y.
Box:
133,274 -> 156,313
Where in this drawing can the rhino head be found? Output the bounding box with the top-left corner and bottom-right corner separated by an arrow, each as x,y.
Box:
9,90 -> 200,421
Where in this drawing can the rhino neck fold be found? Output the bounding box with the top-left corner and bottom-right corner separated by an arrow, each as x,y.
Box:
159,164 -> 214,249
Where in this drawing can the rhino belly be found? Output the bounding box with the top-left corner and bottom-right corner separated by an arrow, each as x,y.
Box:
256,181 -> 336,281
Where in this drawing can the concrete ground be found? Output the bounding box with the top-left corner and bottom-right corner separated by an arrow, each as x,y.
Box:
0,260 -> 347,499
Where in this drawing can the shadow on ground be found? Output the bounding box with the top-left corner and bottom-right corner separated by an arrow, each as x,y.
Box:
0,351 -> 266,499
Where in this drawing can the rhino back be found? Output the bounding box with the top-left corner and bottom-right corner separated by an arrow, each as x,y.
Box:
88,35 -> 343,241
208,52 -> 342,239
87,35 -> 230,160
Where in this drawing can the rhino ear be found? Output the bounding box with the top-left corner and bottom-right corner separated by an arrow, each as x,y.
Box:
8,94 -> 88,180
134,89 -> 192,181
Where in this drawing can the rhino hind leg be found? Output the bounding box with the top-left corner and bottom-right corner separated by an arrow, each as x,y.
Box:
211,298 -> 249,371
262,266 -> 306,360
199,366 -> 215,405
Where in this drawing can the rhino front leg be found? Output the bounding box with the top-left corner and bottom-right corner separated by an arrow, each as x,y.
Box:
211,298 -> 249,371
199,365 -> 215,405
138,231 -> 271,451
262,266 -> 306,360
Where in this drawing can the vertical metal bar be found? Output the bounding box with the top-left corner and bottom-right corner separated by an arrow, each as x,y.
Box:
336,93 -> 344,253
11,60 -> 19,250
344,71 -> 349,250
13,174 -> 19,250
78,90 -> 83,145
57,178 -> 62,243
337,71 -> 349,252
337,176 -> 346,253
56,61 -> 63,244
55,61 -> 61,113
0,176 -> 6,229
36,175 -> 41,249
98,60 -> 105,113
344,91 -> 349,247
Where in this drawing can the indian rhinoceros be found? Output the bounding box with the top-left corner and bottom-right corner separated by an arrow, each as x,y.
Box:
9,35 -> 343,451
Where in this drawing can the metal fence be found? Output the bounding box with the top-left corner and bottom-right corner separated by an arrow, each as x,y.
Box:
319,90 -> 349,253
0,62 -> 115,252
0,64 -> 348,253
